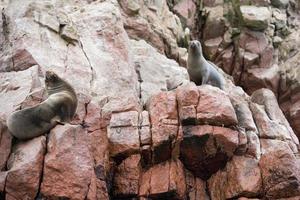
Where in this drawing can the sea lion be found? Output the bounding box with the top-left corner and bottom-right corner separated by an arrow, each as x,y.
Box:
187,40 -> 225,90
7,70 -> 78,140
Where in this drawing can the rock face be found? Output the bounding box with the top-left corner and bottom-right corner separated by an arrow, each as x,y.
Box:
187,0 -> 300,140
0,0 -> 300,200
240,6 -> 271,31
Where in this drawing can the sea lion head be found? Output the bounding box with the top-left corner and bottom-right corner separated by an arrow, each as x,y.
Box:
45,70 -> 62,88
188,40 -> 202,56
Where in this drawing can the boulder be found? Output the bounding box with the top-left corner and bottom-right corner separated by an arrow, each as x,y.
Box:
240,6 -> 271,31
260,139 -> 300,199
41,125 -> 94,200
139,159 -> 186,199
5,136 -> 46,200
147,91 -> 179,164
180,125 -> 239,180
208,156 -> 262,200
0,122 -> 12,171
113,154 -> 141,198
196,85 -> 238,127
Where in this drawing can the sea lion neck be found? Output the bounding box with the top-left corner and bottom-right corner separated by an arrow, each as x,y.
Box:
46,81 -> 69,94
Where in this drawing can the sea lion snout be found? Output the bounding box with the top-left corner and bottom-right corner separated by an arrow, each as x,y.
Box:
189,41 -> 197,49
45,71 -> 58,83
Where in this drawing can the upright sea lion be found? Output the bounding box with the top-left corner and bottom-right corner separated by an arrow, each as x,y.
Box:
187,40 -> 225,90
7,70 -> 78,140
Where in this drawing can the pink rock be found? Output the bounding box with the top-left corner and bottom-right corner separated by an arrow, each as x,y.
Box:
259,45 -> 274,68
140,126 -> 151,145
290,104 -> 300,140
148,91 -> 178,125
250,102 -> 292,140
236,128 -> 248,155
176,83 -> 199,124
0,172 -> 7,194
107,126 -> 140,159
148,91 -> 179,164
251,88 -> 299,146
242,65 -> 280,95
260,139 -> 300,199
0,122 -> 12,170
0,66 -> 41,118
173,0 -> 197,28
204,37 -> 223,60
110,111 -> 139,128
179,105 -> 197,124
176,83 -> 199,107
68,92 -> 89,125
86,172 -> 109,200
243,52 -> 259,69
20,87 -> 45,109
5,136 -> 46,200
180,125 -> 238,180
222,48 -> 234,75
239,30 -> 268,55
41,125 -> 94,200
203,6 -> 226,41
230,98 -> 257,131
197,85 -> 238,127
11,49 -> 38,72
139,111 -> 150,126
113,154 -> 141,198
213,126 -> 239,157
246,131 -> 261,159
185,170 -> 210,200
226,156 -> 262,198
237,198 -> 260,200
83,99 -> 101,132
107,106 -> 140,161
139,159 -> 186,199
209,156 -> 262,199
88,129 -> 109,174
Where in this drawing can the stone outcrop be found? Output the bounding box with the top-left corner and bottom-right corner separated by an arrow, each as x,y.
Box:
179,0 -> 300,140
0,0 -> 300,200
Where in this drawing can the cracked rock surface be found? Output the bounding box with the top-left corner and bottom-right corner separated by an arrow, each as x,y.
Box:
0,0 -> 300,200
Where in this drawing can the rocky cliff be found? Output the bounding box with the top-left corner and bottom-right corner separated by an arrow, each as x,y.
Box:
0,0 -> 300,200
177,0 -> 300,140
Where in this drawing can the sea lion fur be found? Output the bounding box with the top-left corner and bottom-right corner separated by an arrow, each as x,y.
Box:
7,70 -> 77,140
187,40 -> 225,90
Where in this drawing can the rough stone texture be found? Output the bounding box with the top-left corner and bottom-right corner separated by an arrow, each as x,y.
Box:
0,172 -> 7,195
197,85 -> 238,127
108,120 -> 140,159
113,154 -> 141,198
251,88 -> 299,146
203,6 -> 226,41
180,125 -> 239,180
192,0 -> 300,143
1,0 -> 300,199
173,0 -> 197,29
240,6 -> 271,31
120,0 -> 187,66
139,159 -> 186,199
147,91 -> 179,164
260,139 -> 300,199
131,39 -> 189,105
185,170 -> 210,200
0,122 -> 12,171
208,156 -> 262,200
41,125 -> 94,200
5,136 -> 46,200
